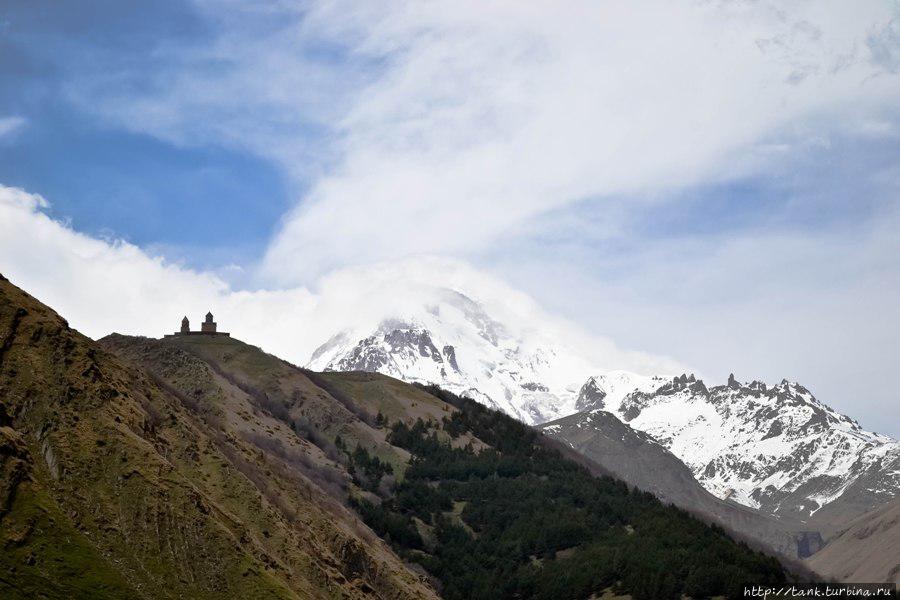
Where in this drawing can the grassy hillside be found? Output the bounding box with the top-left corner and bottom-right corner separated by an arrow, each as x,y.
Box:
90,335 -> 797,599
0,274 -> 436,599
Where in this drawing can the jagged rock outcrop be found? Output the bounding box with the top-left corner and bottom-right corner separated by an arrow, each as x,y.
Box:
308,289 -> 601,424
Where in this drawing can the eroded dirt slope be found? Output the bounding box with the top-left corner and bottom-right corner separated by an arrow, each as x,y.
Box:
0,274 -> 437,599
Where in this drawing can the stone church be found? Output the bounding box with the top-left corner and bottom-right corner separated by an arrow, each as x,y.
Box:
166,312 -> 230,337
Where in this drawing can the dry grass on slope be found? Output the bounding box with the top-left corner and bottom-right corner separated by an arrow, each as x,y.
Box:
0,274 -> 437,600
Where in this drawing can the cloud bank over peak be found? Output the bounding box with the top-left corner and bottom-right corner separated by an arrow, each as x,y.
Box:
259,0 -> 900,283
0,184 -> 679,378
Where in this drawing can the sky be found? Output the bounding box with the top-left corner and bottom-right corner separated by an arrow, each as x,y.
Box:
1,0 -> 899,436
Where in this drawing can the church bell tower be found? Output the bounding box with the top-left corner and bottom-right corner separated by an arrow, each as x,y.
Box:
201,311 -> 217,334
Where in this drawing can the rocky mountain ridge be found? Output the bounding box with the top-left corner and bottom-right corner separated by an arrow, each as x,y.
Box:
605,373 -> 899,529
308,289 -> 602,425
309,292 -> 898,537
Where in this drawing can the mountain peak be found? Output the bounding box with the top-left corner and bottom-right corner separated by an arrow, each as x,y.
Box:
605,373 -> 898,523
304,285 -> 897,531
307,291 -> 612,424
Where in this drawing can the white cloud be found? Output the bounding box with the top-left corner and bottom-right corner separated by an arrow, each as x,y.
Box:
64,2 -> 900,284
0,185 -> 240,338
64,2 -> 366,182
2,181 -> 897,435
0,184 -> 677,377
257,0 -> 900,282
491,196 -> 900,437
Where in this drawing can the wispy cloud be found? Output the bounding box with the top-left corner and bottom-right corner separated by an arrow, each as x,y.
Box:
0,116 -> 26,139
259,0 -> 899,282
61,2 -> 900,284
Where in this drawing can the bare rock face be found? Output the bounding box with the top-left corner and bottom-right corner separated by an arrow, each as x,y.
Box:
575,377 -> 607,412
806,497 -> 900,583
307,289 -> 601,425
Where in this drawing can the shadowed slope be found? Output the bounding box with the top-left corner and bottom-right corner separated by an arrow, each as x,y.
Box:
539,410 -> 822,560
806,497 -> 900,584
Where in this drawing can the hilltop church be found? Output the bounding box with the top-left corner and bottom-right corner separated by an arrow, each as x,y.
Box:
165,312 -> 230,337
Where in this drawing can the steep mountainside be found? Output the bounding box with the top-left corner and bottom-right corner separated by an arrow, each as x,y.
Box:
349,386 -> 792,599
606,374 -> 899,530
806,497 -> 900,584
308,289 -> 604,425
538,411 -> 822,559
0,275 -> 804,598
0,274 -> 437,599
98,334 -> 799,598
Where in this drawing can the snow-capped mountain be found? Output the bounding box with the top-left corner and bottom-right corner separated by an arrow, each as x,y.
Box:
602,374 -> 899,526
307,288 -> 605,424
307,284 -> 897,530
575,371 -> 669,412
